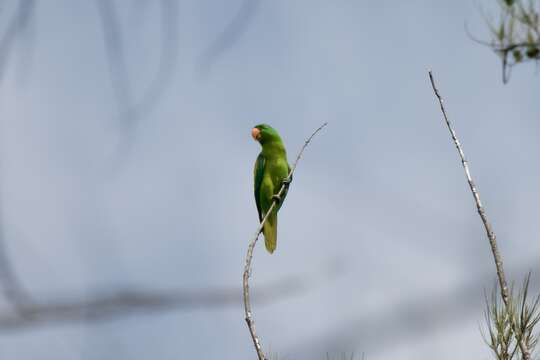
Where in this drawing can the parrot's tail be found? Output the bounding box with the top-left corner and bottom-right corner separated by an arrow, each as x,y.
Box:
263,211 -> 277,254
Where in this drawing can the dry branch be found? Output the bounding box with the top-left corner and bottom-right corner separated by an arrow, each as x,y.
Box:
243,123 -> 328,360
428,70 -> 531,360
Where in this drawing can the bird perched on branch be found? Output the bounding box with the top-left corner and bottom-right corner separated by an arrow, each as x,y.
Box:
251,124 -> 291,253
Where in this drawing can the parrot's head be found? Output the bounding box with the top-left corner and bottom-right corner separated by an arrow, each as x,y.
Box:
251,124 -> 281,145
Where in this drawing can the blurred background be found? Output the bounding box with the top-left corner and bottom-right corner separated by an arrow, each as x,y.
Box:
0,0 -> 539,359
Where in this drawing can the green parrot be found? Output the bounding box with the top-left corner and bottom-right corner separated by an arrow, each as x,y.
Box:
251,124 -> 291,254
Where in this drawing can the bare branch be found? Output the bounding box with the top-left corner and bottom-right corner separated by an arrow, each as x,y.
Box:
243,123 -> 328,360
428,70 -> 531,360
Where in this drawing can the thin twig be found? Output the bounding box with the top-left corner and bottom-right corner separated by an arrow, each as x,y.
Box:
243,122 -> 328,360
428,70 -> 531,360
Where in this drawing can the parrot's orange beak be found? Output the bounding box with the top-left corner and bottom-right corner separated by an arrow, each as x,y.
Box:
251,127 -> 261,141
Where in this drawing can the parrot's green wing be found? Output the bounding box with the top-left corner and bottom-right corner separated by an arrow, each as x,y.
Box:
277,163 -> 292,211
253,152 -> 266,222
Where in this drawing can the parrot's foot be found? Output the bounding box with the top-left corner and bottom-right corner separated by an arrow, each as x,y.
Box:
282,177 -> 292,186
272,194 -> 282,203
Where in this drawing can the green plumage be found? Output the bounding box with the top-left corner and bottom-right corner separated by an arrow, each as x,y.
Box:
252,124 -> 291,254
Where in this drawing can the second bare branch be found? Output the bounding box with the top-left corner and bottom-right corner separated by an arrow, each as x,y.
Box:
428,70 -> 530,360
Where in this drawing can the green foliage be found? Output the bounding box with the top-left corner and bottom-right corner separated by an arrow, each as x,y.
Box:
483,275 -> 540,360
482,0 -> 540,82
526,46 -> 540,57
513,49 -> 524,61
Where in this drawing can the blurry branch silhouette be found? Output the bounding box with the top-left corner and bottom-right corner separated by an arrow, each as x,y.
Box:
468,0 -> 540,83
96,0 -> 179,132
288,258 -> 540,357
0,77 -> 32,311
0,0 -> 35,83
96,0 -> 133,124
130,0 -> 179,122
0,228 -> 31,312
0,262 -> 340,332
483,274 -> 540,360
0,193 -> 29,313
198,0 -> 260,76
243,123 -> 328,360
13,0 -> 36,86
130,0 -> 152,28
0,0 -> 178,126
428,70 -> 531,360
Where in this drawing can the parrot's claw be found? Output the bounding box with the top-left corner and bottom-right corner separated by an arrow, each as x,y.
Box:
272,194 -> 282,203
282,177 -> 292,186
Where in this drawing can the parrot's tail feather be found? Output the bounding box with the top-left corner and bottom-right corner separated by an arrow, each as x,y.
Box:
263,212 -> 277,254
